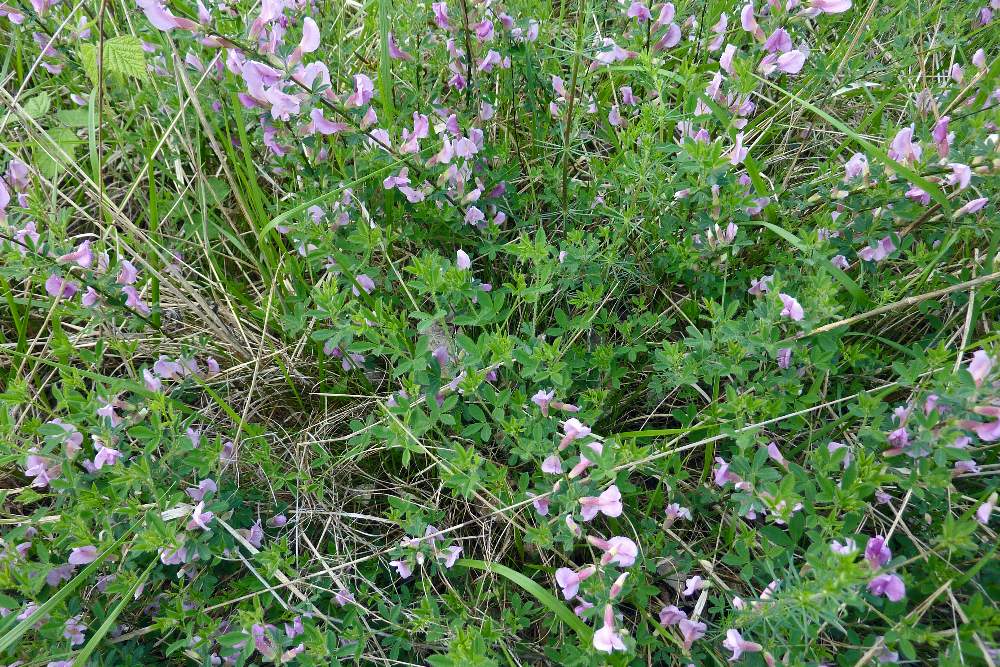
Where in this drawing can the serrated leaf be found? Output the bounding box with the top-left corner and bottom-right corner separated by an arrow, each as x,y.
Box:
103,36 -> 148,80
79,37 -> 147,84
23,92 -> 51,119
79,43 -> 98,84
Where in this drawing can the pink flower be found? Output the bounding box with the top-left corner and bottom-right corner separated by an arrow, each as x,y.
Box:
532,389 -> 556,416
766,442 -> 788,468
186,501 -> 214,531
955,197 -> 988,217
748,274 -> 773,295
764,28 -> 792,53
627,1 -> 651,21
346,74 -> 374,108
679,618 -> 706,650
976,493 -> 996,524
778,293 -> 804,321
722,629 -> 763,661
477,50 -> 502,73
24,454 -> 59,488
333,588 -> 355,606
58,240 -> 93,268
117,260 -> 139,285
665,503 -> 692,522
440,544 -> 462,568
580,485 -> 624,521
554,565 -> 596,599
45,274 -> 78,299
432,2 -> 450,29
683,575 -> 705,596
713,457 -> 743,487
967,349 -> 993,386
609,571 -> 629,598
588,535 -> 639,567
659,604 -> 687,626
932,116 -> 953,157
776,50 -> 806,74
888,126 -> 922,165
961,406 -> 1000,441
559,418 -> 592,449
465,206 -> 485,226
608,104 -> 623,127
593,604 -> 626,653
776,347 -> 793,369
63,616 -> 86,646
388,32 -> 412,60
541,454 -> 562,474
530,493 -> 549,516
185,478 -> 217,502
720,44 -> 737,73
122,286 -> 151,316
590,38 -> 636,70
654,22 -> 681,49
456,249 -> 472,270
809,0 -> 852,12
830,538 -> 857,555
159,543 -> 187,565
352,274 -> 375,295
654,2 -> 675,28
93,444 -> 122,469
389,559 -> 412,578
868,574 -> 905,601
845,152 -> 869,180
68,545 -> 98,565
947,163 -> 971,190
289,16 -> 319,64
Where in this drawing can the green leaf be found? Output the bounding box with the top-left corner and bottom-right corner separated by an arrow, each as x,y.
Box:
747,220 -> 871,306
103,36 -> 148,80
23,92 -> 51,119
754,74 -> 952,216
72,559 -> 156,666
32,127 -> 78,179
455,559 -> 592,643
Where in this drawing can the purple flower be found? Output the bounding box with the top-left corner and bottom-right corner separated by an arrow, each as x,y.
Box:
46,563 -> 75,586
679,618 -> 706,650
665,503 -> 692,523
776,347 -> 792,369
346,74 -> 374,108
117,260 -> 139,285
68,545 -> 98,565
868,574 -> 905,601
541,454 -> 562,474
186,501 -> 214,531
682,575 -> 705,596
976,494 -> 996,524
748,274 -> 773,295
186,478 -> 218,502
865,536 -> 891,569
888,126 -> 922,165
456,249 -> 472,270
532,389 -> 555,416
45,274 -> 78,299
389,559 -> 412,578
352,274 -> 375,296
57,240 -> 93,268
968,350 -> 993,386
844,153 -> 869,180
830,538 -> 857,555
159,544 -> 187,565
626,1 -> 651,21
63,616 -> 86,645
93,444 -> 122,470
778,293 -> 805,321
658,604 -> 686,626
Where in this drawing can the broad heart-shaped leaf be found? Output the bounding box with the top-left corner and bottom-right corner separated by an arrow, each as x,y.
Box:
455,559 -> 593,643
23,92 -> 51,119
32,127 -> 78,179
